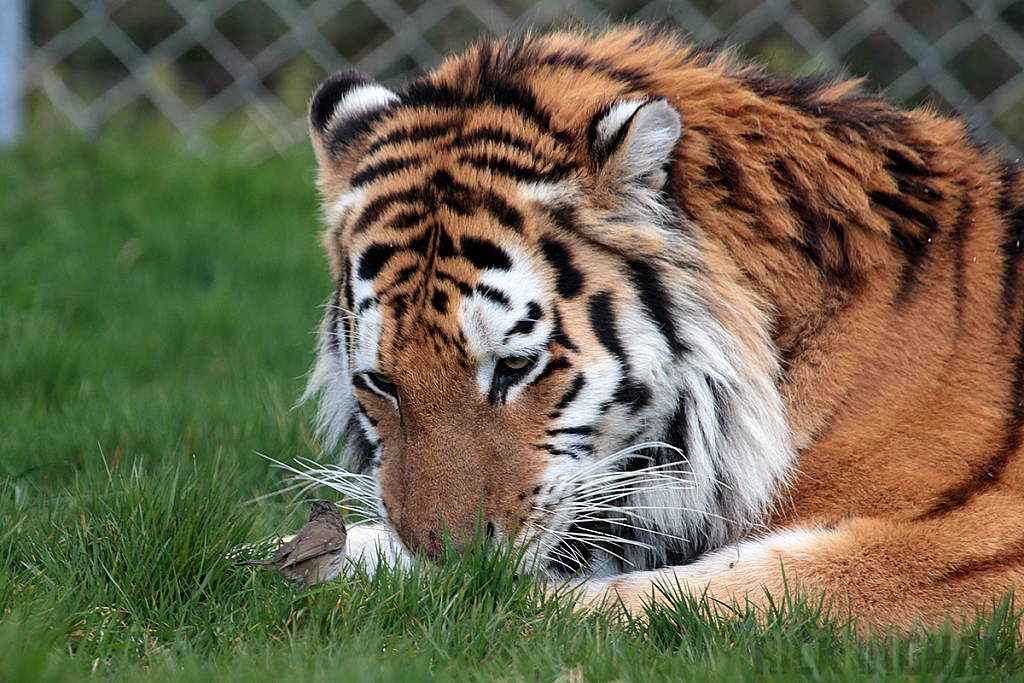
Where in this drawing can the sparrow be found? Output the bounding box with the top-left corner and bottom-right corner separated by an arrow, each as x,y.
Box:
234,499 -> 348,588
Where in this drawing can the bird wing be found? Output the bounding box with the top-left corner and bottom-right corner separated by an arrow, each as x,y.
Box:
286,533 -> 347,566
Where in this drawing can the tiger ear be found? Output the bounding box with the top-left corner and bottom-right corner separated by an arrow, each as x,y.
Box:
589,98 -> 682,191
309,70 -> 399,170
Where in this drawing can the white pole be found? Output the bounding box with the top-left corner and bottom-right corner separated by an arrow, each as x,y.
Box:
0,0 -> 25,145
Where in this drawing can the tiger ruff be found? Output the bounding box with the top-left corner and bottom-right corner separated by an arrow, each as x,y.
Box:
304,28 -> 1024,632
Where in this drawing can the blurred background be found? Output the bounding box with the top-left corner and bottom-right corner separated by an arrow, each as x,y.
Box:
5,0 -> 1024,159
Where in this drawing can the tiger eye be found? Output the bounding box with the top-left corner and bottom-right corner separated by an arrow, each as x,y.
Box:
372,372 -> 394,386
501,356 -> 532,372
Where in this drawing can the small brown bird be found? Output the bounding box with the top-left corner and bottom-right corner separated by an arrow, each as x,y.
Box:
234,499 -> 348,588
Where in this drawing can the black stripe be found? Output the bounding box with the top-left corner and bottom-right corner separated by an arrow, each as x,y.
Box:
505,317 -> 536,338
476,284 -> 511,308
555,374 -> 586,410
355,403 -> 378,428
530,356 -> 571,385
391,265 -> 418,287
707,139 -> 741,195
739,72 -> 907,139
870,190 -> 941,298
895,175 -> 944,203
406,231 -> 430,256
535,50 -> 650,89
352,188 -> 423,234
365,120 -> 455,155
773,159 -> 855,288
588,291 -> 627,364
435,270 -> 473,296
401,77 -> 563,147
551,309 -> 578,352
353,173 -> 522,235
390,293 -> 408,318
626,259 -> 687,355
657,401 -> 690,467
1001,314 -> 1024,468
546,447 -> 583,459
461,237 -> 512,271
341,414 -> 375,473
949,185 -> 970,327
883,147 -> 933,179
329,106 -> 391,158
921,317 -> 1024,519
482,191 -> 524,232
350,155 -> 424,187
401,80 -> 464,110
589,291 -> 651,413
437,229 -> 457,258
549,204 -> 582,234
430,170 -> 524,231
613,381 -> 651,411
429,169 -> 475,216
328,286 -> 342,355
390,210 -> 426,231
540,238 -> 584,299
546,425 -> 593,436
356,296 -> 377,314
482,80 -> 561,144
999,163 -> 1024,317
455,126 -> 549,157
341,258 -> 354,347
460,153 -> 570,183
357,244 -> 396,280
430,289 -> 449,314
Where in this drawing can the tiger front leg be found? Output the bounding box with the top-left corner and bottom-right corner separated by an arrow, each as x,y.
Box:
574,491 -> 1024,633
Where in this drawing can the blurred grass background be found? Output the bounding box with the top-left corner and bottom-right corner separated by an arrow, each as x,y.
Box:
5,1 -> 1024,680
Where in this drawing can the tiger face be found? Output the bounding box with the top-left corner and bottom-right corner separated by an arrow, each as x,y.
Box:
304,34 -> 794,575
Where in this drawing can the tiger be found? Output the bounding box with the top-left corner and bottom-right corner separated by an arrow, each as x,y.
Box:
301,25 -> 1024,633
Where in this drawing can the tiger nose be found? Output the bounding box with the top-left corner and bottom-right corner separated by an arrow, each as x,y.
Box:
400,524 -> 447,559
401,519 -> 497,559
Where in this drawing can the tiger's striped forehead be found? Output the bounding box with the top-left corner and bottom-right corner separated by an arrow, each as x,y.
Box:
332,104 -> 579,377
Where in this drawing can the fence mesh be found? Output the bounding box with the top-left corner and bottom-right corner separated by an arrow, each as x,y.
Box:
19,0 -> 1024,159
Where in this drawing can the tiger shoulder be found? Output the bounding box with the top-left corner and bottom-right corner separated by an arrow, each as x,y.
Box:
302,26 -> 1024,633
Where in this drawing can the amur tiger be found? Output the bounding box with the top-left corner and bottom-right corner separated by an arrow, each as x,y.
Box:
301,26 -> 1024,633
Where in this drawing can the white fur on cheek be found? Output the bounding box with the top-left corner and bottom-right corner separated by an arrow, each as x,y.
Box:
351,260 -> 383,372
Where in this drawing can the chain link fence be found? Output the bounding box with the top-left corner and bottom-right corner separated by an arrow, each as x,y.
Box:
11,0 -> 1024,158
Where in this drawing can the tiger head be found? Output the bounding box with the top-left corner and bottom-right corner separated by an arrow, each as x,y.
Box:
304,31 -> 794,574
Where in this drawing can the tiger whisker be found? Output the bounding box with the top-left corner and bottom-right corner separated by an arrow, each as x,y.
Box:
538,527 -> 636,568
526,513 -> 657,553
259,453 -> 384,518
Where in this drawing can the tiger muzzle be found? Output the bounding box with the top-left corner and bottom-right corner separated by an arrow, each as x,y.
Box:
378,421 -> 497,561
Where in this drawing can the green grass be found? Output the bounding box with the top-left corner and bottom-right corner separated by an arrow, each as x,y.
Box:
3,125 -> 1024,682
